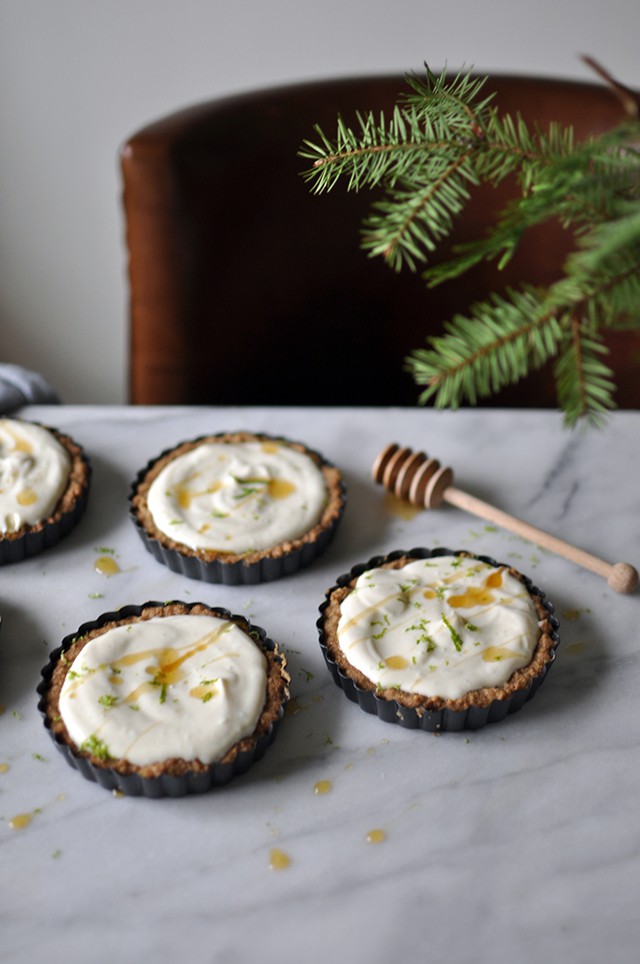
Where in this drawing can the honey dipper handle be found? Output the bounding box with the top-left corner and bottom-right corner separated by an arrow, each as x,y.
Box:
445,486 -> 639,593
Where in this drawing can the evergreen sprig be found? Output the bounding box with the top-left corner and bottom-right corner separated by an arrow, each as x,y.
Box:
299,64 -> 640,425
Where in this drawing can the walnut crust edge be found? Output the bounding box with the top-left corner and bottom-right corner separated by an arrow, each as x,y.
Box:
130,431 -> 345,565
0,421 -> 91,544
319,553 -> 557,713
41,602 -> 290,779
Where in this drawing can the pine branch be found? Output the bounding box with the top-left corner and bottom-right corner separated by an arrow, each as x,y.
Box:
554,318 -> 616,426
299,106 -> 432,193
409,255 -> 639,424
361,151 -> 478,271
407,287 -> 564,407
300,62 -> 640,425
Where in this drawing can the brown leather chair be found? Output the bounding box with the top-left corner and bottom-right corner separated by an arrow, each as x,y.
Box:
120,74 -> 640,408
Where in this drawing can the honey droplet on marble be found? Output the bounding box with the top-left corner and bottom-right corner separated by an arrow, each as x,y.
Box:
566,641 -> 587,655
94,555 -> 120,576
9,812 -> 33,831
383,491 -> 420,520
269,847 -> 291,870
314,779 -> 332,795
366,828 -> 386,845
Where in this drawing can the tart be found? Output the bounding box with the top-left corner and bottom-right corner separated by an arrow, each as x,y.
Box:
318,547 -> 560,731
129,431 -> 345,584
37,601 -> 290,796
0,417 -> 91,564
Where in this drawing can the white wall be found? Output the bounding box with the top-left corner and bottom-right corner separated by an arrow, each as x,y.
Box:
1,0 -> 638,403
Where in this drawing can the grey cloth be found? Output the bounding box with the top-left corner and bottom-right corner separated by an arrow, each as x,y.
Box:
0,363 -> 60,413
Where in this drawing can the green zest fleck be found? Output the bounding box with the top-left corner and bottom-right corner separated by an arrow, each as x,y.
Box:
399,580 -> 418,592
80,734 -> 112,761
99,694 -> 119,708
371,613 -> 390,640
233,485 -> 261,500
441,615 -> 464,652
465,622 -> 479,632
406,618 -> 435,651
149,672 -> 169,703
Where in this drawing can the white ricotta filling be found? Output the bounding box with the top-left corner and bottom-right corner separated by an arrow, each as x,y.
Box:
59,614 -> 268,766
0,418 -> 71,534
146,439 -> 328,553
337,555 -> 541,700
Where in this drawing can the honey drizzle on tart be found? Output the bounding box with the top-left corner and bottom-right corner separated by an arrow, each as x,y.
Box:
49,607 -> 285,771
334,555 -> 546,702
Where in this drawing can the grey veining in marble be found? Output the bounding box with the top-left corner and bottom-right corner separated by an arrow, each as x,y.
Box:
1,406 -> 639,964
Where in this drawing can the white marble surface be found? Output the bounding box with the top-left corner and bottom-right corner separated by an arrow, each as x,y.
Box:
2,405 -> 640,964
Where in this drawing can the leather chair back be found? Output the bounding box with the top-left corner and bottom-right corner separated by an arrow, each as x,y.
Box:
121,74 -> 639,407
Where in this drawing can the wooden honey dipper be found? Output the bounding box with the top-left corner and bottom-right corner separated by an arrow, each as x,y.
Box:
372,443 -> 639,594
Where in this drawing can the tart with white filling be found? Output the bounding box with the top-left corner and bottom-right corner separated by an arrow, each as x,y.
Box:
318,548 -> 559,731
0,417 -> 91,564
38,601 -> 290,796
130,431 -> 345,584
